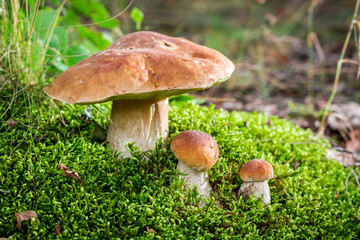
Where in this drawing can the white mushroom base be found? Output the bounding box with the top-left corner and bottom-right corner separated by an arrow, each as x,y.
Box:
177,161 -> 213,201
238,181 -> 271,205
107,98 -> 169,158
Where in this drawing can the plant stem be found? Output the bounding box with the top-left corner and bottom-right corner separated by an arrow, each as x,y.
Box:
307,1 -> 315,107
318,0 -> 360,136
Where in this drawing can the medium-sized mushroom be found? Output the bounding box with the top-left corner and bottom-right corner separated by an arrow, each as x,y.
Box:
170,130 -> 219,200
238,159 -> 274,205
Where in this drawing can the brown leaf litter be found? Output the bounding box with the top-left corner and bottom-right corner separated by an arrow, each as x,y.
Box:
14,211 -> 37,230
57,163 -> 82,182
326,149 -> 360,168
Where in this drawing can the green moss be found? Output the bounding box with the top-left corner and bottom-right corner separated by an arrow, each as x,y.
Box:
1,93 -> 360,239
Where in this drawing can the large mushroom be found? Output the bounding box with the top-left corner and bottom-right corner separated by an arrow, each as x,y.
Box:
44,31 -> 234,158
238,159 -> 274,205
170,130 -> 219,200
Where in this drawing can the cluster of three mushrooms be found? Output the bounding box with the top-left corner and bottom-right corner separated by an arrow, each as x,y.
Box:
44,30 -> 272,204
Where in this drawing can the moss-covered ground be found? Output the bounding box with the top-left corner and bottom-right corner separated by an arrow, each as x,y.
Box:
1,91 -> 360,239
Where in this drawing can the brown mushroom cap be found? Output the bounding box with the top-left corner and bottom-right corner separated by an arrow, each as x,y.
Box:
239,159 -> 274,182
170,130 -> 219,171
44,31 -> 235,104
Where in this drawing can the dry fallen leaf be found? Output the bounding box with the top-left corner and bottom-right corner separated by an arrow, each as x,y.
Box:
326,149 -> 360,168
62,170 -> 82,181
215,200 -> 224,209
14,211 -> 37,230
293,162 -> 300,170
57,163 -> 70,171
346,129 -> 360,152
330,102 -> 360,129
146,226 -> 157,234
54,220 -> 61,235
327,112 -> 352,138
6,119 -> 16,128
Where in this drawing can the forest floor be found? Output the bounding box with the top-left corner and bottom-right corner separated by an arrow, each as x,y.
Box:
194,75 -> 360,167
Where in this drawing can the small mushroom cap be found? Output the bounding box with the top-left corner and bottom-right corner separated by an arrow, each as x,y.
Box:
239,159 -> 274,182
44,31 -> 235,104
170,130 -> 219,171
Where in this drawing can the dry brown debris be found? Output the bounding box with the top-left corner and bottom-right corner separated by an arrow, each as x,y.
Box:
14,211 -> 37,230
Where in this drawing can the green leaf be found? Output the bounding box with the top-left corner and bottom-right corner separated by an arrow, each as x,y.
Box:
50,56 -> 69,72
89,1 -> 119,28
62,8 -> 79,26
130,7 -> 144,31
78,26 -> 112,50
49,28 -> 68,50
27,0 -> 39,7
70,0 -> 119,28
169,94 -> 194,104
66,40 -> 95,66
169,94 -> 206,105
32,8 -> 60,41
70,0 -> 90,17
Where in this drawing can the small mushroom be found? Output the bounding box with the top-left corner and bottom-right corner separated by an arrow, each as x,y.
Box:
238,159 -> 274,205
170,130 -> 219,200
44,31 -> 235,158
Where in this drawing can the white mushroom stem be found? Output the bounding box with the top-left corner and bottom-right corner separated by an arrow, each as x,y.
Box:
106,98 -> 169,158
238,181 -> 271,205
176,160 -> 213,199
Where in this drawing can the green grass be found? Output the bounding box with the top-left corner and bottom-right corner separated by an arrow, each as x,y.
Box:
1,92 -> 360,239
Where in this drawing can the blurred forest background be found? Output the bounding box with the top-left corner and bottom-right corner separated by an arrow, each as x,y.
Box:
2,0 -> 360,150
116,0 -> 359,109
92,0 -> 360,151
49,0 -> 360,108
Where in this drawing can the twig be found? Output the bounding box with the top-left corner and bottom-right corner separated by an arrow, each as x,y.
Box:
350,169 -> 360,187
282,186 -> 293,202
345,170 -> 360,220
284,157 -> 295,166
299,226 -> 317,235
279,179 -> 293,202
50,0 -> 134,29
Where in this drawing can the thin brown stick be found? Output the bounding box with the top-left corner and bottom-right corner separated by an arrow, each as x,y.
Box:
284,157 -> 295,166
318,0 -> 360,135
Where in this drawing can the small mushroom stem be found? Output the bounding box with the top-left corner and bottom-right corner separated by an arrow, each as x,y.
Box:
238,181 -> 271,205
107,98 -> 169,158
176,160 -> 213,199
